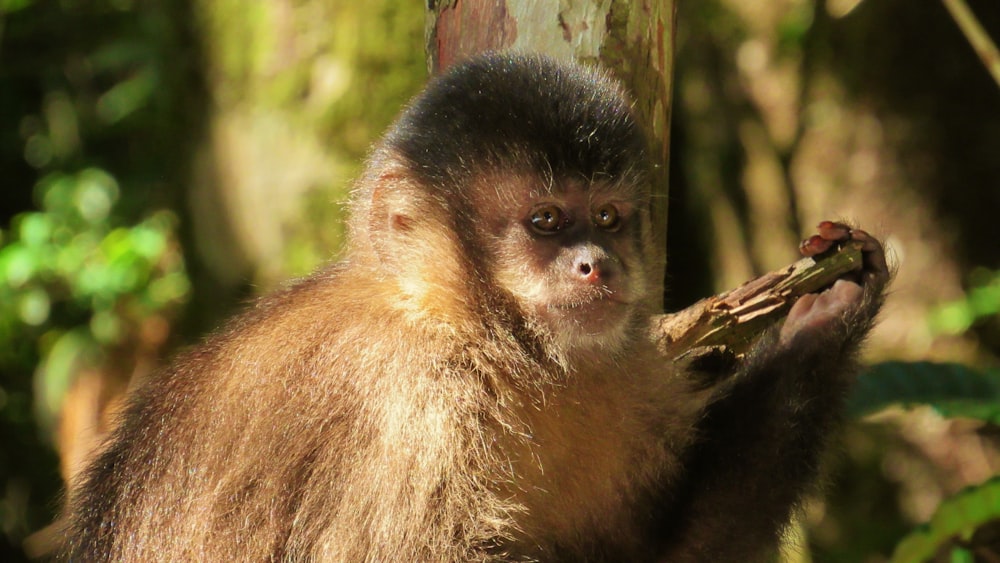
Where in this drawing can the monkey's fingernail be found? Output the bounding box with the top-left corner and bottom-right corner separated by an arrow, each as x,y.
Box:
800,234 -> 831,256
816,221 -> 851,241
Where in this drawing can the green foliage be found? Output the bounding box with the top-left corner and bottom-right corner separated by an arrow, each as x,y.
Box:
848,269 -> 1000,560
891,477 -> 1000,562
850,362 -> 1000,424
0,168 -> 188,428
929,268 -> 1000,336
0,1 -> 198,554
776,1 -> 813,55
0,168 -> 187,559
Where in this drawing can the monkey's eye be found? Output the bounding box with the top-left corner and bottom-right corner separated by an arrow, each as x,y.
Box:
529,205 -> 568,234
592,204 -> 621,231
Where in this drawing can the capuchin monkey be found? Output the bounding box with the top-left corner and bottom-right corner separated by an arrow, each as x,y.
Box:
62,53 -> 889,561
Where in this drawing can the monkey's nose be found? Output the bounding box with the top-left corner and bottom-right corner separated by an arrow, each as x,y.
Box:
575,260 -> 607,284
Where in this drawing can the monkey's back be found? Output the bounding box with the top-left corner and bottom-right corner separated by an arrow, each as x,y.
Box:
63,264 -> 512,561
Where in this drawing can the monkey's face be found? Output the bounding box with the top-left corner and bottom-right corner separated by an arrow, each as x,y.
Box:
484,178 -> 650,354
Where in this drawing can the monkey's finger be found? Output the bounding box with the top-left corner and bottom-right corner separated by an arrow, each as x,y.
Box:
799,235 -> 835,257
816,221 -> 852,241
799,221 -> 853,257
848,228 -> 890,286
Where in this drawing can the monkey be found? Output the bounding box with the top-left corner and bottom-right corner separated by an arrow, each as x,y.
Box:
61,52 -> 889,562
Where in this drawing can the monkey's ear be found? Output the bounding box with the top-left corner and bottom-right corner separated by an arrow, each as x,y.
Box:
365,179 -> 469,318
364,174 -> 466,299
367,179 -> 425,259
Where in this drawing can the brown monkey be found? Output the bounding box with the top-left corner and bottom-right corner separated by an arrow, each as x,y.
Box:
62,53 -> 889,562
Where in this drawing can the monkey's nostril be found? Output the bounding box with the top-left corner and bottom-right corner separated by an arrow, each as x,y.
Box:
577,262 -> 604,283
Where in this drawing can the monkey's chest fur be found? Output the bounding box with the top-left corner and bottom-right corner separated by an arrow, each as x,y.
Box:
327,313 -> 709,561
483,367 -> 708,560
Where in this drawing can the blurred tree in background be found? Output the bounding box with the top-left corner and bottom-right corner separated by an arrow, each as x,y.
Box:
0,0 -> 998,560
0,0 -> 425,559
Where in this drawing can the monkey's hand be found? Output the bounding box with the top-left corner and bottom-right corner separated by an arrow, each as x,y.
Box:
655,223 -> 889,561
779,221 -> 889,349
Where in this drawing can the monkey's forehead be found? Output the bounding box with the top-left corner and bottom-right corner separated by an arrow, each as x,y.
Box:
384,52 -> 650,193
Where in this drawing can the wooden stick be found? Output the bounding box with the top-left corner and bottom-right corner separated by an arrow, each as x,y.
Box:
653,241 -> 865,360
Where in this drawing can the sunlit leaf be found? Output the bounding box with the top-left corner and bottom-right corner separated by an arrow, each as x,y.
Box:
968,283 -> 1000,317
34,329 -> 99,426
849,362 -> 1000,422
74,262 -> 111,302
928,301 -> 976,335
0,245 -> 37,288
929,269 -> 1000,336
128,225 -> 167,260
104,255 -> 144,293
75,169 -> 119,223
55,237 -> 90,279
146,271 -> 190,307
18,288 -> 50,326
38,172 -> 76,215
18,213 -> 52,247
96,67 -> 159,124
102,228 -> 135,263
90,310 -> 122,344
892,477 -> 1000,562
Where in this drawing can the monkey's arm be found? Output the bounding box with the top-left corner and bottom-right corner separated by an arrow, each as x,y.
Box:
654,223 -> 890,561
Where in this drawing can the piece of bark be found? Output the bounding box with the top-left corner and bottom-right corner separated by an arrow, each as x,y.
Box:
653,240 -> 865,360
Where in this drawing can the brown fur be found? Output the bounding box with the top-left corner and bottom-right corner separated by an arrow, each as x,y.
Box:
62,53 -> 888,562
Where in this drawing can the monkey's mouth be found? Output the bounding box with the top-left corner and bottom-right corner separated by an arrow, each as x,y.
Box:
544,295 -> 632,331
550,295 -> 627,310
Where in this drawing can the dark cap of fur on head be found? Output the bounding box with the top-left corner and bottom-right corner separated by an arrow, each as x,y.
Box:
385,52 -> 648,191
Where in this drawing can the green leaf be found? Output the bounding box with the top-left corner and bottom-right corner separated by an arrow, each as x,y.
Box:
892,477 -> 1000,562
74,168 -> 119,223
0,245 -> 37,288
18,213 -> 52,247
848,362 -> 1000,422
18,287 -> 50,326
96,67 -> 159,124
34,329 -> 99,428
949,547 -> 974,563
38,172 -> 77,216
929,269 -> 1000,335
89,310 -> 122,345
145,271 -> 190,308
128,224 -> 168,260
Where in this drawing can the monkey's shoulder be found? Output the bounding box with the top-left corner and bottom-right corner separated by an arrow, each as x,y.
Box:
156,262 -> 457,400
